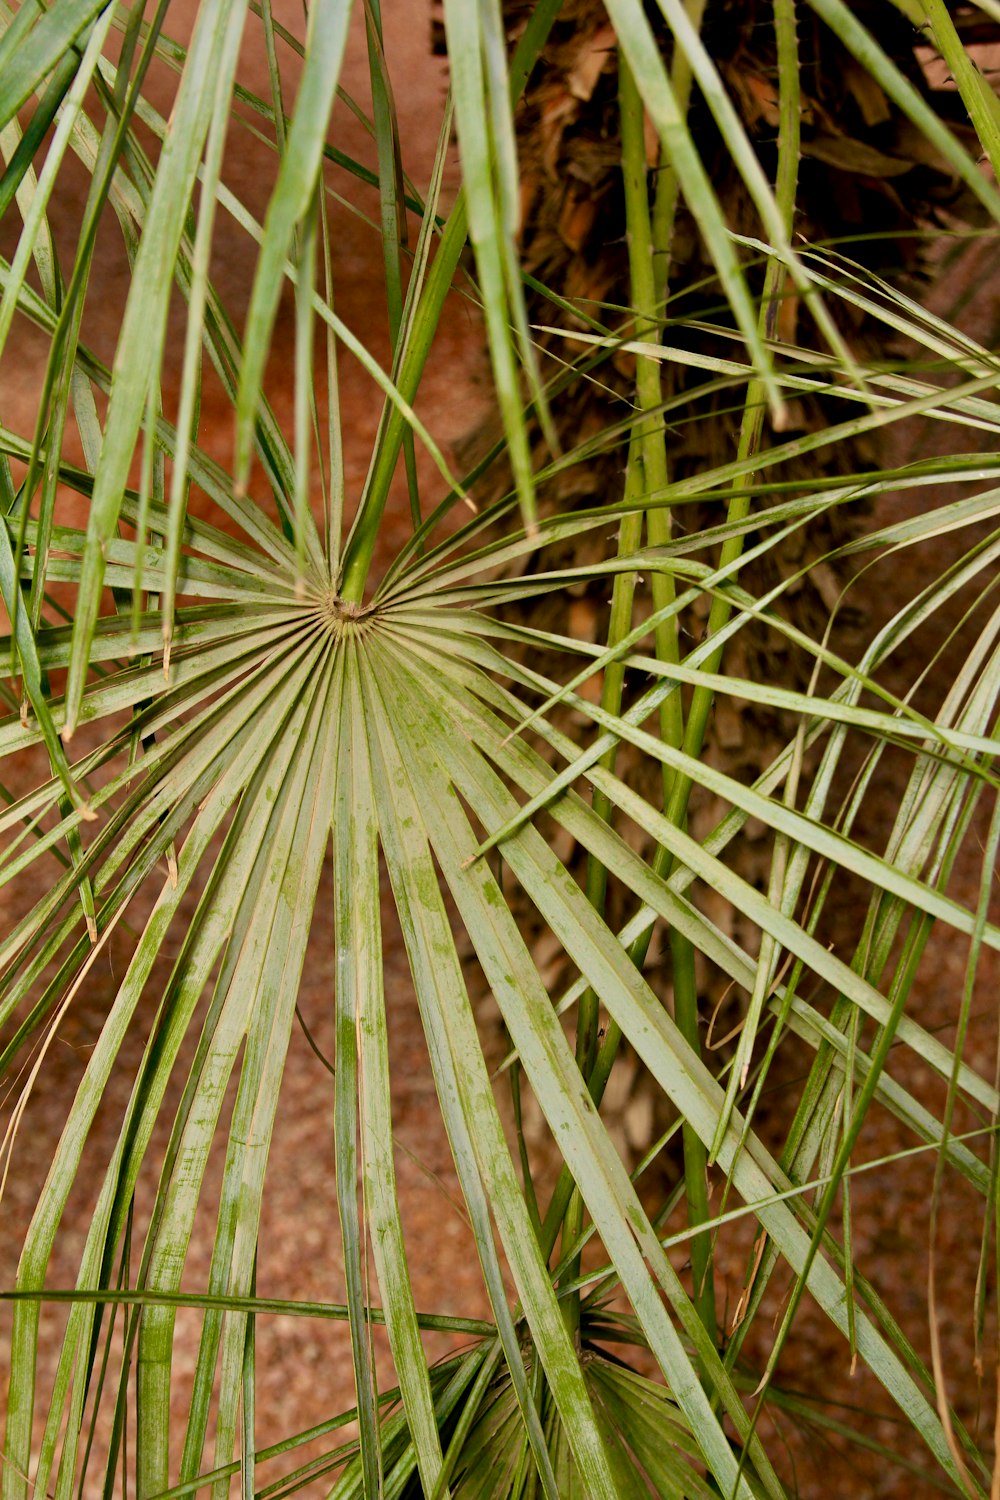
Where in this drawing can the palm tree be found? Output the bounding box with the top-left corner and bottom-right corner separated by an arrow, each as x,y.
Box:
1,3 -> 999,1496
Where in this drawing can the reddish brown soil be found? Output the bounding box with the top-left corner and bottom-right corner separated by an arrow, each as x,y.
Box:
1,6 -> 999,1498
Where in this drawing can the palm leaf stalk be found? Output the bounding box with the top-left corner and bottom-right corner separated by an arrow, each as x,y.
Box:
0,2 -> 999,1497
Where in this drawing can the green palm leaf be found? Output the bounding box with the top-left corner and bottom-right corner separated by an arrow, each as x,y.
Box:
3,3 -> 1000,1496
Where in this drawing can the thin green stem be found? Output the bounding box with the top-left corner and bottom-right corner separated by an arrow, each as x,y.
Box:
666,0 -> 801,1321
556,31 -> 697,1325
664,0 -> 802,840
657,5 -> 803,1291
338,0 -> 566,604
558,442 -> 645,1327
625,41 -> 722,1349
337,198 -> 467,603
365,0 -> 421,532
651,0 -> 707,313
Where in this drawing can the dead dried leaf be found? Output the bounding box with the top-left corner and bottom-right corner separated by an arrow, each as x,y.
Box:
745,71 -> 782,129
538,86 -> 578,177
559,183 -> 598,250
802,133 -> 913,177
844,58 -> 891,127
568,24 -> 616,101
